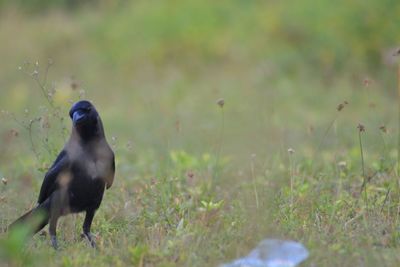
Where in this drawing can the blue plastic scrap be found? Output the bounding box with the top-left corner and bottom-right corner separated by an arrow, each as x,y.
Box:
221,239 -> 309,267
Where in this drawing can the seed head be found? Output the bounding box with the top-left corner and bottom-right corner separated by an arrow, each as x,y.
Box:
288,148 -> 295,154
9,129 -> 19,137
357,123 -> 365,132
1,177 -> 7,185
175,120 -> 181,133
216,98 -> 225,108
187,171 -> 194,179
379,125 -> 387,133
307,125 -> 314,134
71,81 -> 79,90
337,101 -> 349,111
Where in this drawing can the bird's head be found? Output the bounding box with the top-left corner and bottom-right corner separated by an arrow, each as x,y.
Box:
69,100 -> 103,140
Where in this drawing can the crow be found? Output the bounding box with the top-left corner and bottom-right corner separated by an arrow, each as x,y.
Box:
9,100 -> 115,249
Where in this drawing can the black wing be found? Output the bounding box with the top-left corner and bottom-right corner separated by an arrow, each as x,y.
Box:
106,153 -> 115,190
37,150 -> 69,204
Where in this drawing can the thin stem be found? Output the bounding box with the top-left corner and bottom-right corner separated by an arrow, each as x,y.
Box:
315,114 -> 339,155
33,76 -> 54,109
359,131 -> 365,179
27,118 -> 41,161
397,64 -> 400,176
380,188 -> 391,213
42,59 -> 52,86
213,108 -> 225,182
250,156 -> 259,209
9,113 -> 40,160
289,152 -> 294,210
380,132 -> 387,159
358,131 -> 368,207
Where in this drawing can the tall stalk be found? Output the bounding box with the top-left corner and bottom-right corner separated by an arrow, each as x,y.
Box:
357,124 -> 367,203
397,63 -> 400,176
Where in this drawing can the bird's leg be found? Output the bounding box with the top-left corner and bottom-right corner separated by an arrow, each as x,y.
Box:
82,209 -> 97,248
49,191 -> 63,250
49,214 -> 59,250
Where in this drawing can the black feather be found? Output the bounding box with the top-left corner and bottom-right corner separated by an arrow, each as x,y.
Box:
37,150 -> 69,204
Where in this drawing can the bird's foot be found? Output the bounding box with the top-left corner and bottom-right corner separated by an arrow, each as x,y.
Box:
50,235 -> 58,250
81,232 -> 97,248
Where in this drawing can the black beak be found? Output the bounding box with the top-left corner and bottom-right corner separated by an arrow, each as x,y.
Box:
72,110 -> 86,125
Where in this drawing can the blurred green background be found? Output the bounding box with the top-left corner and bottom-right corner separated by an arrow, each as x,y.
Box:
1,1 -> 400,266
1,0 -> 399,160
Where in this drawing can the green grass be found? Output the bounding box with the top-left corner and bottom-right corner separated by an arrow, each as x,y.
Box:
1,1 -> 400,266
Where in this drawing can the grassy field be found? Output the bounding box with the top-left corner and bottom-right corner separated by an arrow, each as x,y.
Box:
1,1 -> 400,266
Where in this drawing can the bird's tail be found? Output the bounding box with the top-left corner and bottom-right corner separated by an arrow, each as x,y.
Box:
8,199 -> 50,234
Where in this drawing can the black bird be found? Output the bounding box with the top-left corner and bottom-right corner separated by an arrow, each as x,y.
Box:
9,100 -> 115,249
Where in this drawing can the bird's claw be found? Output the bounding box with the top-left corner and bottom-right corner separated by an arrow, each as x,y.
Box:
50,235 -> 58,250
82,232 -> 97,248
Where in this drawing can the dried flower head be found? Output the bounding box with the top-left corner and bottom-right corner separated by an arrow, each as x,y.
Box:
357,123 -> 365,132
337,101 -> 349,111
187,171 -> 194,179
288,148 -> 295,154
338,161 -> 347,169
1,177 -> 7,185
71,80 -> 79,90
175,120 -> 181,133
9,129 -> 19,137
379,125 -> 387,133
307,125 -> 314,135
216,98 -> 225,108
363,79 -> 371,87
